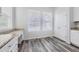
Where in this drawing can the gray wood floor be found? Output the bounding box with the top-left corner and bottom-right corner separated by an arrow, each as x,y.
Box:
19,37 -> 79,52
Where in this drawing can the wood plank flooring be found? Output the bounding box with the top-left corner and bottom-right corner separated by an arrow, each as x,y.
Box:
19,37 -> 79,52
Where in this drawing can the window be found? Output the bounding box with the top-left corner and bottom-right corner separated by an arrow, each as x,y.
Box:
0,14 -> 8,30
42,12 -> 53,31
27,10 -> 41,32
27,10 -> 53,32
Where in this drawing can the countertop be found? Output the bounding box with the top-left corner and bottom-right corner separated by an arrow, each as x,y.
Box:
71,28 -> 79,31
0,29 -> 23,49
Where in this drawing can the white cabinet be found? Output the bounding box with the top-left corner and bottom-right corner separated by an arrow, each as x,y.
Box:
71,30 -> 79,47
73,7 -> 79,21
54,7 -> 70,44
0,36 -> 18,52
0,30 -> 23,52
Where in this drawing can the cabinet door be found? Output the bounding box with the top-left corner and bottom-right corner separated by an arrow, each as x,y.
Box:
9,44 -> 18,52
73,7 -> 79,21
9,37 -> 18,52
54,7 -> 70,44
71,30 -> 79,47
0,36 -> 18,52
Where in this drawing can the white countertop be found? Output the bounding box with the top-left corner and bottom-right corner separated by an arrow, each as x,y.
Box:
71,29 -> 79,32
0,30 -> 23,48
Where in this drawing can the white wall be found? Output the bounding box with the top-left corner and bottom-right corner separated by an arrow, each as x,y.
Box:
15,7 -> 54,40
